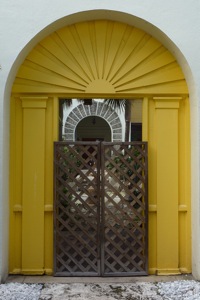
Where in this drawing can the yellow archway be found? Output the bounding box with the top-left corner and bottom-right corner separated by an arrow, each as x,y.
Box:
12,20 -> 188,95
10,20 -> 191,275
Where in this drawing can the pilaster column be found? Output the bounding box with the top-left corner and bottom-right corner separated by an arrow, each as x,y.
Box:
154,97 -> 180,275
21,97 -> 47,274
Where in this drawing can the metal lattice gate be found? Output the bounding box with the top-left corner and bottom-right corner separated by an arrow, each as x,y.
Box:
54,142 -> 148,276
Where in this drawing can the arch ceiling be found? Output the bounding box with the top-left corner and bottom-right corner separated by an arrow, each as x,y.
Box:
12,20 -> 188,95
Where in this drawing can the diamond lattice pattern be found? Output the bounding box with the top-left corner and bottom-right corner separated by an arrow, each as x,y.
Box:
54,142 -> 148,276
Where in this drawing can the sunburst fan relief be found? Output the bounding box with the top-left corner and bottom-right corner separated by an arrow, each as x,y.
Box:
12,20 -> 188,95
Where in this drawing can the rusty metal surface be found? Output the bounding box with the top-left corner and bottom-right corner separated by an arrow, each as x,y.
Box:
54,142 -> 101,276
101,142 -> 148,276
54,142 -> 148,276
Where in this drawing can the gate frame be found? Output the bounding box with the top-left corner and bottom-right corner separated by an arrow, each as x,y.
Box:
53,141 -> 148,276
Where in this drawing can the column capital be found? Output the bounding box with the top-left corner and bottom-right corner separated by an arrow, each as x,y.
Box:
20,97 -> 48,109
153,97 -> 182,109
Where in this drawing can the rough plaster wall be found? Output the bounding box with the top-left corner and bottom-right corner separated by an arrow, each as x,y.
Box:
0,0 -> 200,280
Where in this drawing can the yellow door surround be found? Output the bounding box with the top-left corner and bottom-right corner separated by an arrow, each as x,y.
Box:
10,20 -> 191,275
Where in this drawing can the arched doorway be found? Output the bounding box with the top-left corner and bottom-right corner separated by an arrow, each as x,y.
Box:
9,20 -> 191,276
63,100 -> 122,142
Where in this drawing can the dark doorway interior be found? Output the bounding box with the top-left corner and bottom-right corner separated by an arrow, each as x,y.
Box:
75,116 -> 111,142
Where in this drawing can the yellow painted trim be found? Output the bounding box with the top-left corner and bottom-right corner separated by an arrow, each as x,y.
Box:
142,97 -> 149,141
154,97 -> 181,109
153,96 -> 182,100
21,97 -> 48,108
21,97 -> 47,273
43,97 -> 58,274
44,269 -> 53,275
44,205 -> 53,212
178,96 -> 191,273
179,268 -> 192,274
148,268 -> 157,275
9,94 -> 192,275
178,205 -> 188,212
53,97 -> 59,140
9,20 -> 191,276
148,205 -> 157,212
12,21 -> 188,95
157,269 -> 181,275
156,97 -> 179,272
13,205 -> 22,212
9,97 -> 23,273
9,269 -> 22,275
21,269 -> 45,275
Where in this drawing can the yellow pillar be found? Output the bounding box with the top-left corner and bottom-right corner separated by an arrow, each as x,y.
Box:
21,97 -> 47,274
9,97 -> 23,274
155,97 -> 181,275
143,97 -> 157,274
44,97 -> 58,274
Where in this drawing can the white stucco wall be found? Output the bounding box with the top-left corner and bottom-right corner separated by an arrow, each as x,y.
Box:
1,0 -> 200,281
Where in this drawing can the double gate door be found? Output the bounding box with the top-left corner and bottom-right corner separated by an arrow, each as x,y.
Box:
54,141 -> 148,276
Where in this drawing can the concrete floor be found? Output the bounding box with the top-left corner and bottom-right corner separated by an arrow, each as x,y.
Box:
6,274 -> 194,284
